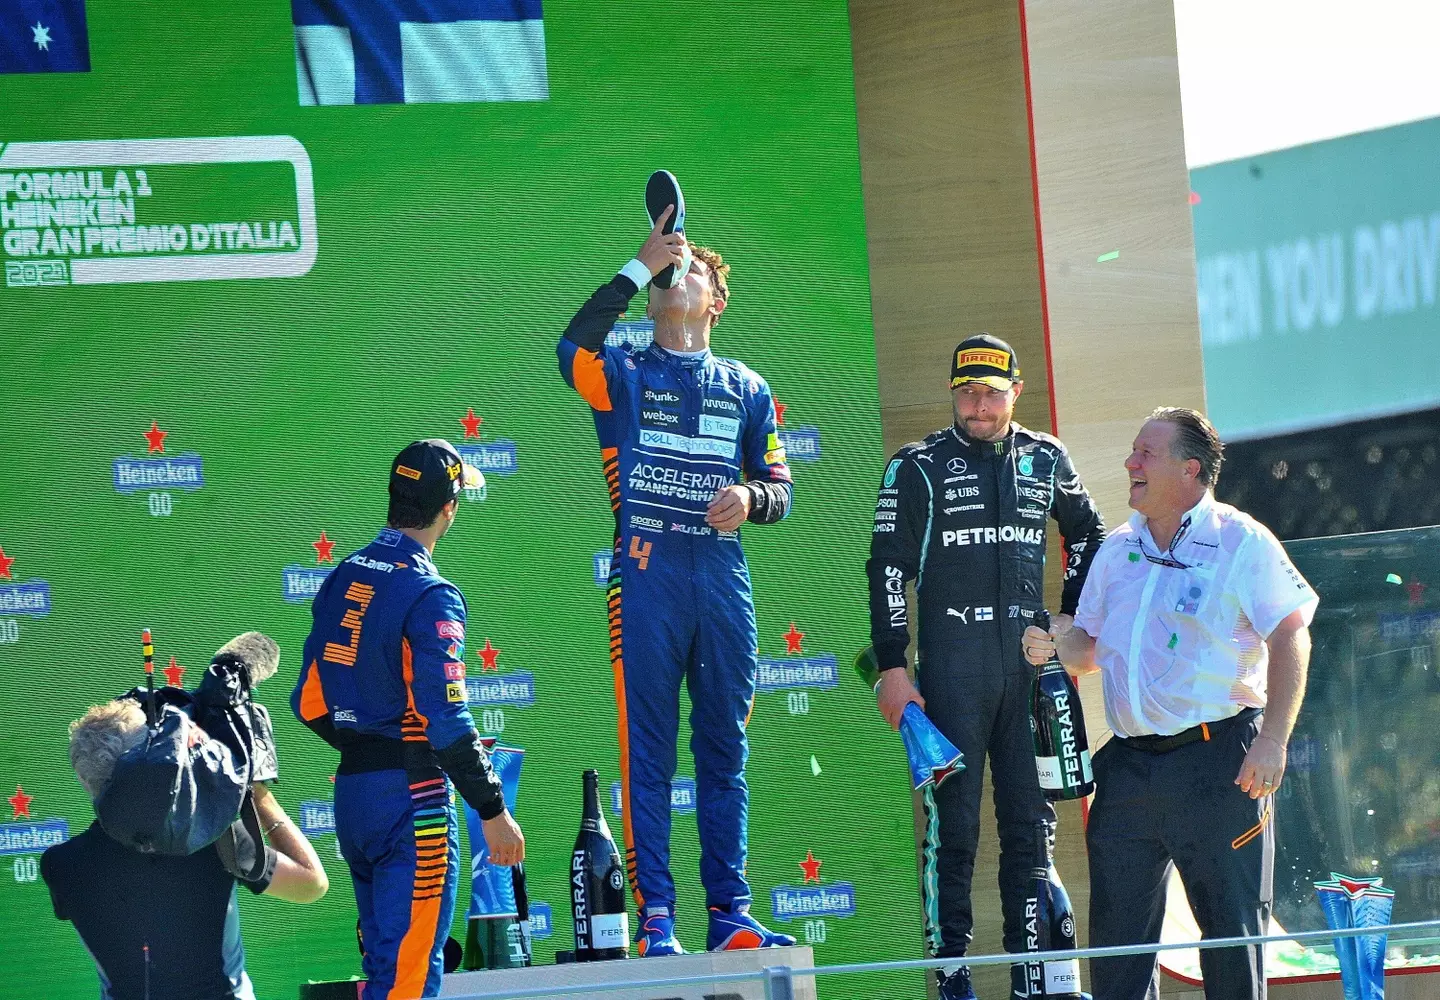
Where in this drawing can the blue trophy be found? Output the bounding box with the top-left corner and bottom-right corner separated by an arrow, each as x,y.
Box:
462,741 -> 528,969
855,647 -> 964,790
1315,872 -> 1395,1000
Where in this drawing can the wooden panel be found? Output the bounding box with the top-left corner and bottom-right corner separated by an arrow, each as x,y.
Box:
1023,0 -> 1206,529
1021,1 -> 1204,995
853,0 -> 1204,993
851,3 -> 1062,995
849,0 -> 1051,467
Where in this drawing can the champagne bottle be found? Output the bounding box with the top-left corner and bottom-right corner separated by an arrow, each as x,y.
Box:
511,864 -> 533,968
571,769 -> 629,961
1030,612 -> 1094,800
460,867 -> 532,969
1019,821 -> 1088,998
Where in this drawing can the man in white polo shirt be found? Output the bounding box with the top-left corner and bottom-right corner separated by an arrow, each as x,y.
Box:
1022,407 -> 1317,1000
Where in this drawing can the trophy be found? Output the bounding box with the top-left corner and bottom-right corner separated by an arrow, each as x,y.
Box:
855,647 -> 964,790
462,741 -> 531,970
1315,872 -> 1395,1000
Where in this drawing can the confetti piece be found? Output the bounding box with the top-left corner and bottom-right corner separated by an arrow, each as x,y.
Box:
1097,250 -> 1120,263
810,755 -> 821,776
1128,551 -> 1141,562
1168,633 -> 1179,650
1188,191 -> 1201,206
1386,573 -> 1403,585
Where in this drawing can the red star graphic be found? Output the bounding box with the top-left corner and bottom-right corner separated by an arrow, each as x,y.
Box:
8,785 -> 32,819
313,531 -> 336,563
773,399 -> 788,426
783,623 -> 805,655
799,850 -> 822,884
163,656 -> 186,687
143,420 -> 168,454
478,639 -> 501,672
460,407 -> 483,440
0,546 -> 14,580
1407,580 -> 1426,607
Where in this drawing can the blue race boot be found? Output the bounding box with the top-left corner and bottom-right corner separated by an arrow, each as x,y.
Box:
706,902 -> 797,951
636,907 -> 685,957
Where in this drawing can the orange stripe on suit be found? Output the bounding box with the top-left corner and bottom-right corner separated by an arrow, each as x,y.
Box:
571,349 -> 613,411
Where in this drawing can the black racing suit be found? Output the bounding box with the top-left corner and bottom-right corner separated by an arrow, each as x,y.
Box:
866,422 -> 1105,959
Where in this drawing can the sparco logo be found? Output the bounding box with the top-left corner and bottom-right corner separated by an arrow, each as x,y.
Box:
942,526 -> 1043,546
770,882 -> 857,921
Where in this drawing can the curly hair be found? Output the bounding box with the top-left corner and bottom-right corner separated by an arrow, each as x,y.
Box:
688,244 -> 730,304
69,699 -> 147,800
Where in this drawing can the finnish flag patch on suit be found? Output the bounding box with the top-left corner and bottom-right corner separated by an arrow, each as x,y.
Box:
0,0 -> 91,74
292,0 -> 548,105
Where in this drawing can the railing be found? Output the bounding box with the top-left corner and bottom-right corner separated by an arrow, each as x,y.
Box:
447,919 -> 1440,1000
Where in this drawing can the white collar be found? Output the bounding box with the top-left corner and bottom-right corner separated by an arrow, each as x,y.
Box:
1130,490 -> 1214,551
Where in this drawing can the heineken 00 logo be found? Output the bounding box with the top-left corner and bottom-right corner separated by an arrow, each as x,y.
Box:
1,136 -> 317,288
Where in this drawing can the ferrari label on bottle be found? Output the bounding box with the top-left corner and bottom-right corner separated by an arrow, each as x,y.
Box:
1045,958 -> 1081,993
590,912 -> 629,950
571,849 -> 590,950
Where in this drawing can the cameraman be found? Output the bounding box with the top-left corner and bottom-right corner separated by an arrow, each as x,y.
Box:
41,699 -> 328,1000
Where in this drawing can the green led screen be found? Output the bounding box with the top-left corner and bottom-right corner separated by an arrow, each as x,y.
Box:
0,2 -> 925,997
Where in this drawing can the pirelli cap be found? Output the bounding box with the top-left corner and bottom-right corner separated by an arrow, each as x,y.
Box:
389,439 -> 483,512
951,334 -> 1021,390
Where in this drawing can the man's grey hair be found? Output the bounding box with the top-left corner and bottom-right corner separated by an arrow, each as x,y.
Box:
1149,406 -> 1225,487
69,700 -> 147,800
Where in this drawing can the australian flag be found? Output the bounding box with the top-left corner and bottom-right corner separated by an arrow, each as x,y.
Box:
292,0 -> 547,105
1,0 -> 91,74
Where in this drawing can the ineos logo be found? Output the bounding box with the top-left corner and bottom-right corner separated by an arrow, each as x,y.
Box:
947,457 -> 968,475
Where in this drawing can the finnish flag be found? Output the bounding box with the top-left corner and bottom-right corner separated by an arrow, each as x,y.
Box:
0,0 -> 91,74
292,0 -> 548,106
